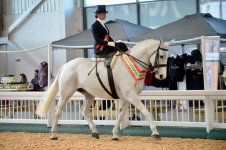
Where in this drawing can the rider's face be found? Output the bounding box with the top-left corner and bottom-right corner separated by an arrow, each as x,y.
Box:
97,13 -> 107,20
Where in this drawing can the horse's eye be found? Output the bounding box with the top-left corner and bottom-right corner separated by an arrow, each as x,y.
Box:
160,55 -> 164,59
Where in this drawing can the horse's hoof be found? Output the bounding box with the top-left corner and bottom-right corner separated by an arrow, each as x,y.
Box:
50,136 -> 58,140
111,137 -> 119,141
91,132 -> 99,139
151,134 -> 161,140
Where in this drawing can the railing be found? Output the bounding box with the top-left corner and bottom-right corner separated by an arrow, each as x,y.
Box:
0,91 -> 225,132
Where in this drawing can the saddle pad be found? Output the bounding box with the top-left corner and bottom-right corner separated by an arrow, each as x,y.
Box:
121,54 -> 147,81
90,58 -> 105,62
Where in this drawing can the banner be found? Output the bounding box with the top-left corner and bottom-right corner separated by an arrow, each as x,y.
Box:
203,36 -> 220,90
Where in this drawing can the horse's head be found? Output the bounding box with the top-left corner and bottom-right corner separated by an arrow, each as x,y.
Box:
129,39 -> 171,80
148,40 -> 169,80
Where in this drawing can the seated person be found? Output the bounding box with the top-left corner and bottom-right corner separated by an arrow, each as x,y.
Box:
19,73 -> 29,89
27,70 -> 43,91
19,73 -> 28,84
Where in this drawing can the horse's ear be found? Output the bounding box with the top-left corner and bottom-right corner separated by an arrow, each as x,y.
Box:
164,39 -> 175,46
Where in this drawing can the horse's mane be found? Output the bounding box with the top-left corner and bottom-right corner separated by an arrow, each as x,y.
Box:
130,39 -> 159,53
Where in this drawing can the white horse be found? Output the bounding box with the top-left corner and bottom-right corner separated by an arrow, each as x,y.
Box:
36,39 -> 170,140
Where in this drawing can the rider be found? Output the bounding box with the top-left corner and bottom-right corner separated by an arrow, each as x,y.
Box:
91,5 -> 128,58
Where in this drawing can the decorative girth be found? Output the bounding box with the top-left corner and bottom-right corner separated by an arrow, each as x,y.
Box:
121,54 -> 147,81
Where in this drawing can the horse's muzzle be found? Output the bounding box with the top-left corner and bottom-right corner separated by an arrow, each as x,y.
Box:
155,74 -> 165,80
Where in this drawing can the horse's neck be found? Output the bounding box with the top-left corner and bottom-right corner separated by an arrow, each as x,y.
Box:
130,48 -> 146,62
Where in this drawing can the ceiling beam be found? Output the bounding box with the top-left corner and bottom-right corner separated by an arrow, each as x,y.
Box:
7,0 -> 44,34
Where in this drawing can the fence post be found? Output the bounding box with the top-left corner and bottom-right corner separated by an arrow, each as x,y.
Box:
205,96 -> 214,133
47,43 -> 54,127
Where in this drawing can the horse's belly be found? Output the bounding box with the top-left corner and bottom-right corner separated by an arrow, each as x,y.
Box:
79,64 -> 113,99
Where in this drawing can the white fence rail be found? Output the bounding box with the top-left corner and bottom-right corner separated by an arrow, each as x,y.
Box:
0,91 -> 225,132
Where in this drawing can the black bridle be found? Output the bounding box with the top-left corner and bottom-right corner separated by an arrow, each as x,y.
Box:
117,41 -> 168,73
152,43 -> 168,72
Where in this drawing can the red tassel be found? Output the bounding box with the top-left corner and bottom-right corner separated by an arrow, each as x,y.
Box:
144,67 -> 153,86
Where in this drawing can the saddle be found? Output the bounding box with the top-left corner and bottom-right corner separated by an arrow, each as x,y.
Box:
90,51 -> 121,68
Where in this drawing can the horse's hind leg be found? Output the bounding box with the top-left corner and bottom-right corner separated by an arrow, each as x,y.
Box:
50,90 -> 75,140
81,92 -> 99,139
50,95 -> 67,140
112,100 -> 128,140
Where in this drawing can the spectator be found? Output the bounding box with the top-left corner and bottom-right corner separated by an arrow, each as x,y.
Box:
19,73 -> 29,88
39,62 -> 48,88
27,70 -> 43,91
19,73 -> 28,83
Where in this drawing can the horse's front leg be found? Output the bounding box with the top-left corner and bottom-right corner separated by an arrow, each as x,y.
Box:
124,90 -> 160,140
81,93 -> 99,139
112,100 -> 128,140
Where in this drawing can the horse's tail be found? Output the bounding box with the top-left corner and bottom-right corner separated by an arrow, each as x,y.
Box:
36,66 -> 63,117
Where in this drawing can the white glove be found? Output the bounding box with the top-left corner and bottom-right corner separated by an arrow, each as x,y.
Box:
107,42 -> 115,47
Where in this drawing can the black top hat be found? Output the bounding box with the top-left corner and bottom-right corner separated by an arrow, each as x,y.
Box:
94,5 -> 108,13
